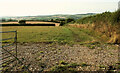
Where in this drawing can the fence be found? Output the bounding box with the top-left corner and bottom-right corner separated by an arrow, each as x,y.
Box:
0,31 -> 30,72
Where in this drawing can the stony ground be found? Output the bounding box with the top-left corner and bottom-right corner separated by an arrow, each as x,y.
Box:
15,43 -> 119,71
1,43 -> 119,72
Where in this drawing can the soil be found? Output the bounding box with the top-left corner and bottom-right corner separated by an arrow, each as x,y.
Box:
2,43 -> 119,71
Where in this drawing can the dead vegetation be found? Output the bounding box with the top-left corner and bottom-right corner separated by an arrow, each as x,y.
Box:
70,10 -> 120,44
1,21 -> 56,24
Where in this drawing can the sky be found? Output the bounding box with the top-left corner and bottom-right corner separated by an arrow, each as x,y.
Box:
0,0 -> 119,16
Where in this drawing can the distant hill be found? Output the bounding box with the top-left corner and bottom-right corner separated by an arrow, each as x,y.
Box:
0,13 -> 96,21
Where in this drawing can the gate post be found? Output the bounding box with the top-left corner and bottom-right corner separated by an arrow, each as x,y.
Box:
15,31 -> 17,59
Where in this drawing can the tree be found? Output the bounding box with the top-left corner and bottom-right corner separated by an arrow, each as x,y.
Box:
111,10 -> 120,25
50,19 -> 53,22
1,18 -> 6,22
60,21 -> 65,26
65,18 -> 74,23
18,20 -> 26,24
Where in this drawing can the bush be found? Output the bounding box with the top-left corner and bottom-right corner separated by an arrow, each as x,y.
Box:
65,18 -> 74,23
111,10 -> 120,25
18,20 -> 26,24
75,11 -> 113,24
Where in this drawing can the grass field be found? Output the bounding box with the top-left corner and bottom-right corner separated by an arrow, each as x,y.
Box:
2,26 -> 100,44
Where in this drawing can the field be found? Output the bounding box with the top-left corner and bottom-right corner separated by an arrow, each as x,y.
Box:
2,26 -> 98,44
1,26 -> 119,72
1,21 -> 56,24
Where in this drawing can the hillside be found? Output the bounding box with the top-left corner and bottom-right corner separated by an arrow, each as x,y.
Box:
69,10 -> 120,44
0,13 -> 95,21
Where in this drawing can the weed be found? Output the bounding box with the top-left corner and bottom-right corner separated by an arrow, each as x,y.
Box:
58,48 -> 62,50
109,52 -> 114,55
67,63 -> 79,68
86,44 -> 96,49
99,65 -> 106,69
51,62 -> 79,73
80,62 -> 89,67
59,60 -> 68,65
39,62 -> 46,69
117,65 -> 120,69
52,48 -> 56,51
36,57 -> 42,61
18,65 -> 24,69
51,65 -> 68,72
2,67 -> 9,71
40,51 -> 44,54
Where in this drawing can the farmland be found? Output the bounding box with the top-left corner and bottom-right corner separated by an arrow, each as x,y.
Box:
1,21 -> 57,24
2,26 -> 97,44
1,21 -> 60,26
1,11 -> 120,71
0,1 -> 119,72
0,13 -> 96,21
1,26 -> 119,72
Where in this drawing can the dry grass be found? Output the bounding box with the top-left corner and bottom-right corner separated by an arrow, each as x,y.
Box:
1,22 -> 19,24
68,24 -> 88,29
26,21 -> 56,24
1,21 -> 56,24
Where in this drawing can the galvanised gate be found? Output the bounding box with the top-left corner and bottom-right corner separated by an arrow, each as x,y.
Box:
0,31 -> 30,72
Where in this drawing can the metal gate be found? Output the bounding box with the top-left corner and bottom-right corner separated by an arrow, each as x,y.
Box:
0,31 -> 30,72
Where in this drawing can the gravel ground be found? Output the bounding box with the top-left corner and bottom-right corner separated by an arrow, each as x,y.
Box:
2,43 -> 119,71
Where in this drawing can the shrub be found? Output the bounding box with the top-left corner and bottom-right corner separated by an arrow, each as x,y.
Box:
18,20 -> 26,24
111,10 -> 120,25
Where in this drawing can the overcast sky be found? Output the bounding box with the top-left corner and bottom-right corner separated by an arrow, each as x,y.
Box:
0,0 -> 119,16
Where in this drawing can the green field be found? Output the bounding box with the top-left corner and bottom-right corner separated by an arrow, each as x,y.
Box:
2,26 -> 100,44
